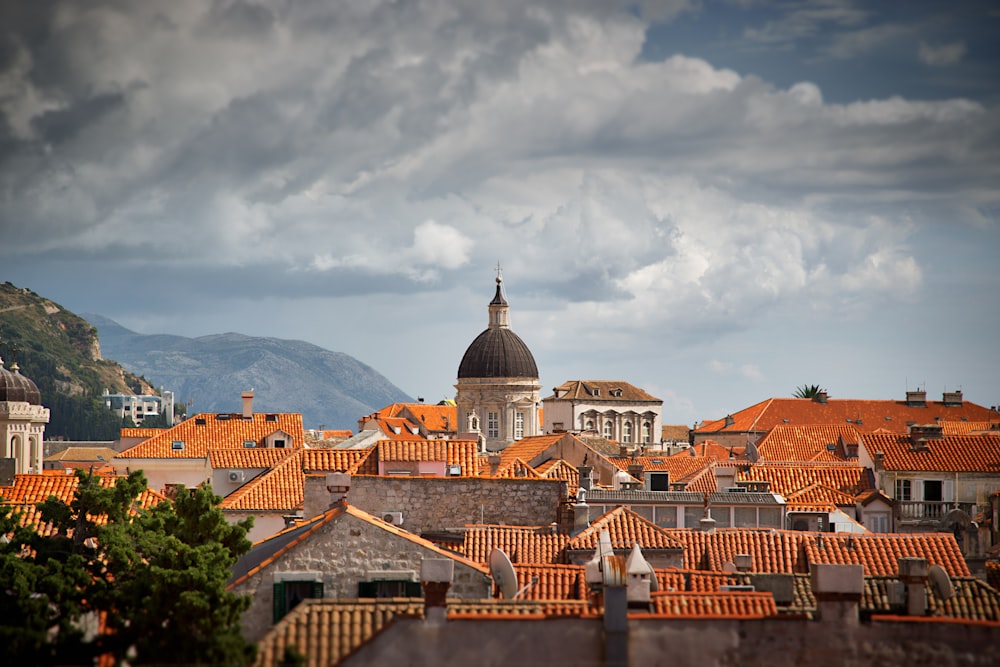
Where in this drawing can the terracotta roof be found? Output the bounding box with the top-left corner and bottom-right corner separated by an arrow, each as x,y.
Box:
755,424 -> 862,462
255,598 -> 423,667
45,447 -> 120,464
364,417 -> 425,440
566,506 -> 684,553
376,439 -> 480,474
803,532 -> 970,577
656,569 -> 740,592
696,397 -> 999,436
863,432 -> 1000,472
986,561 -> 1000,591
548,380 -> 661,402
661,424 -> 691,442
785,483 -> 860,508
677,441 -> 748,462
648,591 -> 778,618
460,525 -> 570,565
207,448 -> 294,470
496,433 -> 569,469
512,563 -> 588,601
865,576 -> 1000,621
609,454 -> 718,491
118,427 -> 161,439
940,421 -> 1000,436
486,457 -> 544,480
301,447 -> 375,474
115,412 -> 304,459
219,450 -> 303,512
737,462 -> 872,498
669,529 -> 808,574
535,459 -> 580,496
400,404 -> 458,433
1,473 -> 166,534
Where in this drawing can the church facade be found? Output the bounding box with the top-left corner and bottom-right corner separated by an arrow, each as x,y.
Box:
0,358 -> 49,475
455,270 -> 541,452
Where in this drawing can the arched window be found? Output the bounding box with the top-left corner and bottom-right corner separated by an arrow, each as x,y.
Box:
622,422 -> 632,443
603,421 -> 613,439
642,422 -> 651,444
584,419 -> 595,431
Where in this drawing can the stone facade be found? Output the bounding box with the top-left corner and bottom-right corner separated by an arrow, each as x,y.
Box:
304,475 -> 566,533
230,508 -> 492,642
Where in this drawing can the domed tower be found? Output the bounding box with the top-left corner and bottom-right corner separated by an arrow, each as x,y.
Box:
456,268 -> 541,452
0,357 -> 49,474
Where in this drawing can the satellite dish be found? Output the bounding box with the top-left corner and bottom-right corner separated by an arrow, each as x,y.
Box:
489,548 -> 518,599
928,564 -> 955,601
722,560 -> 738,574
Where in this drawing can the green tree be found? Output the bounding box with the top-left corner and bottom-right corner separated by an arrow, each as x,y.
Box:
793,384 -> 826,399
0,470 -> 255,666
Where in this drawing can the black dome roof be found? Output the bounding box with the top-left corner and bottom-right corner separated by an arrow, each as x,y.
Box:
457,327 -> 539,379
0,363 -> 42,405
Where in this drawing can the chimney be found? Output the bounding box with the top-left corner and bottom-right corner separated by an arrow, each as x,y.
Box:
325,473 -> 351,506
874,451 -> 885,472
942,391 -> 963,407
625,544 -> 652,608
573,490 -> 590,535
813,391 -> 828,404
241,390 -> 254,419
420,558 -> 453,623
488,455 -> 501,477
810,563 -> 863,624
909,424 -> 942,450
603,555 -> 629,667
627,464 -> 644,484
905,390 -> 927,407
734,554 -> 752,573
898,557 -> 928,616
578,465 -> 593,492
724,415 -> 734,427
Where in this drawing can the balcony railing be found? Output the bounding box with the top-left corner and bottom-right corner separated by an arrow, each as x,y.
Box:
896,501 -> 976,522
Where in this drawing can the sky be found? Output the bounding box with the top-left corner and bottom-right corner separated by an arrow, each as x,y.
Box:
1,0 -> 998,427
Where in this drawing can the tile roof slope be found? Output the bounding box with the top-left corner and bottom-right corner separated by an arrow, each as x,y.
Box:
550,380 -> 661,402
668,529 -> 810,573
656,569 -> 740,592
461,525 -> 570,565
609,453 -> 719,492
863,432 -> 1000,472
496,433 -> 567,469
376,439 -> 480,474
534,459 -> 580,496
118,427 -> 161,439
255,598 -> 424,667
864,576 -> 1000,621
940,421 -> 1000,436
755,424 -> 862,462
219,449 -> 303,512
487,457 -> 544,480
566,506 -> 684,552
648,591 -> 779,618
785,483 -> 861,507
512,563 -> 588,601
207,448 -> 295,470
736,462 -> 872,497
301,447 -> 375,474
367,417 -> 426,440
400,403 -> 458,432
45,447 -> 120,462
803,532 -> 970,577
677,441 -> 747,462
115,412 -> 305,459
697,397 -> 1000,435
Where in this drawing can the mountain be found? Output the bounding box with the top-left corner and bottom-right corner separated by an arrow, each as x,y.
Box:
0,282 -> 157,440
82,314 -> 413,430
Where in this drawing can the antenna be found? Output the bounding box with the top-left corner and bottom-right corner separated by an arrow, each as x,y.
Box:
928,564 -> 955,601
489,548 -> 518,599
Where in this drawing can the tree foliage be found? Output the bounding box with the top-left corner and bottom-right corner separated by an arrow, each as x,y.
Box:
793,384 -> 827,399
0,470 -> 255,666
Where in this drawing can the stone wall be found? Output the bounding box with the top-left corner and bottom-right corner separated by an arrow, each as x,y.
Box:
304,475 -> 566,532
232,509 -> 492,642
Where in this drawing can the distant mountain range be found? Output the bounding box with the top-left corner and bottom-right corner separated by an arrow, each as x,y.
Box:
83,314 -> 412,430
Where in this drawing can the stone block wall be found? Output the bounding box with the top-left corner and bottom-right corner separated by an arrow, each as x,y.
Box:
308,475 -> 566,533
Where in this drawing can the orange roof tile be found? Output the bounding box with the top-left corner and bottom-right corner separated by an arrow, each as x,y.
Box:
655,568 -> 739,592
696,397 -> 999,436
461,525 -> 570,565
863,432 -> 1000,472
301,447 -> 375,474
803,532 -> 970,577
668,529 -> 809,573
512,563 -> 589,601
737,462 -> 872,498
549,380 -> 661,402
219,450 -> 303,512
207,448 -> 294,470
118,427 -> 161,439
940,421 -> 1000,436
496,433 -> 568,469
487,457 -> 544,480
399,403 -> 458,433
785,483 -> 860,507
535,459 -> 580,496
375,439 -> 479,474
115,412 -> 304,459
755,424 -> 862,462
566,506 -> 684,553
678,441 -> 749,462
648,591 -> 778,618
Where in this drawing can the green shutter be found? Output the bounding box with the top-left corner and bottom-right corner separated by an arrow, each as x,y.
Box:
273,581 -> 286,624
358,581 -> 377,598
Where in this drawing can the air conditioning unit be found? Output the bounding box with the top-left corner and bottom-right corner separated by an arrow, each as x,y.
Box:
228,470 -> 246,483
382,511 -> 404,526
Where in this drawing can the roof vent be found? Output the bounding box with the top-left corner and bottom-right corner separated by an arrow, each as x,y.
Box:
905,390 -> 927,407
942,391 -> 963,407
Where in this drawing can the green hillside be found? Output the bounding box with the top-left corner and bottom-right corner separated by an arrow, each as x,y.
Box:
0,282 -> 156,440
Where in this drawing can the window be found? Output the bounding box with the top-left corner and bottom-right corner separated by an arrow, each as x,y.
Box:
654,506 -> 677,528
642,422 -> 651,444
622,422 -> 632,443
243,440 -> 256,448
895,479 -> 912,501
358,580 -> 422,598
171,440 -> 184,450
867,511 -> 890,533
758,507 -> 782,528
734,507 -> 758,528
923,480 -> 942,502
514,412 -> 524,439
603,421 -> 613,439
273,579 -> 323,623
487,412 -> 499,439
584,419 -> 595,431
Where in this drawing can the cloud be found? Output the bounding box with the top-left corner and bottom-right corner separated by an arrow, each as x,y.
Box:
918,40 -> 967,67
708,360 -> 765,382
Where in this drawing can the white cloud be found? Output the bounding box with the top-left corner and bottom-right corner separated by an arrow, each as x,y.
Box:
708,360 -> 765,382
918,41 -> 967,67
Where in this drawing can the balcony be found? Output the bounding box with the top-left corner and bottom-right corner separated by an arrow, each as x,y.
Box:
896,501 -> 976,523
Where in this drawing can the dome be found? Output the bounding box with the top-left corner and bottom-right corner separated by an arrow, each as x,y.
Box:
458,327 -> 539,379
0,361 -> 42,405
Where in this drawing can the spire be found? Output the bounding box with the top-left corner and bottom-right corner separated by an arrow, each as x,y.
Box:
488,264 -> 510,329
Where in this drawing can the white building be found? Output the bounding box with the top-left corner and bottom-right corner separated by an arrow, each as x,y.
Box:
0,358 -> 48,474
103,389 -> 174,426
543,380 -> 662,445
